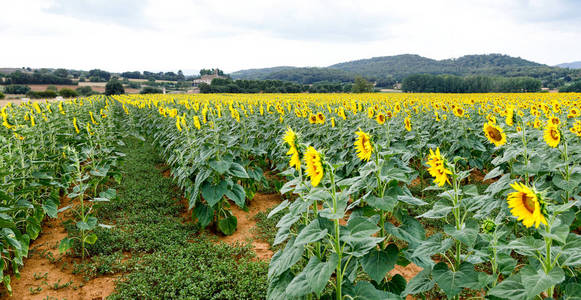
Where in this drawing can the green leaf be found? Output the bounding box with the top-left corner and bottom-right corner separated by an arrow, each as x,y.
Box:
225,183 -> 246,208
285,271 -> 311,297
228,162 -> 249,178
351,281 -> 401,300
411,233 -> 453,258
218,215 -> 237,235
365,194 -> 397,211
201,180 -> 228,207
305,254 -> 338,296
359,244 -> 398,283
563,282 -> 581,300
520,265 -> 565,299
193,203 -> 214,228
488,274 -> 528,300
385,274 -> 407,295
418,201 -> 453,219
26,219 -> 41,240
432,262 -> 480,297
59,237 -> 73,253
402,267 -> 434,296
98,188 -> 117,200
42,199 -> 58,218
209,160 -> 232,174
268,237 -> 305,278
444,223 -> 478,248
84,233 -> 98,244
295,219 -> 328,246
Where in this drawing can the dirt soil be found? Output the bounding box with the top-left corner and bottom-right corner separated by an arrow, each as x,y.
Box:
219,193 -> 281,260
1,197 -> 118,300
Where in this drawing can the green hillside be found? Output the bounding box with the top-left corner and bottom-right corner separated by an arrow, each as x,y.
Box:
231,54 -> 580,88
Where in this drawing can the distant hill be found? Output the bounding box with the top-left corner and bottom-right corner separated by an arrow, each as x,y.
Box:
556,61 -> 581,69
231,54 -> 579,88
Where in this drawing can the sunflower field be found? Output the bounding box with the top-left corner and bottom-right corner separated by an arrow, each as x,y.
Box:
2,92 -> 581,299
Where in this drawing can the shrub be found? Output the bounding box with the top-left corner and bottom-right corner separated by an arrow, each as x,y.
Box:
140,86 -> 162,94
0,91 -> 4,99
59,88 -> 78,98
76,86 -> 94,96
26,90 -> 58,99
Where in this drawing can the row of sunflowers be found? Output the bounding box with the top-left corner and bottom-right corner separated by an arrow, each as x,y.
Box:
113,92 -> 581,299
0,97 -> 123,294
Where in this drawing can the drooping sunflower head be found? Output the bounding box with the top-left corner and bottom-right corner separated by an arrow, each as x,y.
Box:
287,146 -> 301,171
367,107 -> 374,119
486,113 -> 496,124
507,182 -> 547,228
354,129 -> 373,161
376,113 -> 386,125
304,146 -> 324,187
483,122 -> 507,147
426,147 -> 451,187
283,127 -> 297,148
543,125 -> 560,148
404,117 -> 411,132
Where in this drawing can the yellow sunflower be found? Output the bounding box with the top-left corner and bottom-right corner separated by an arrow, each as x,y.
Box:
316,112 -> 326,124
404,117 -> 411,132
375,113 -> 386,125
72,117 -> 80,134
354,129 -> 373,161
287,146 -> 301,171
304,146 -> 323,187
453,107 -> 465,118
507,182 -> 547,228
426,148 -> 451,187
548,115 -> 561,127
283,127 -> 297,148
568,107 -> 580,118
483,123 -> 506,147
309,114 -> 317,124
544,125 -> 560,148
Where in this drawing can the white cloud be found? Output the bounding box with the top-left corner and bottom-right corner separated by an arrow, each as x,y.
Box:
1,0 -> 580,73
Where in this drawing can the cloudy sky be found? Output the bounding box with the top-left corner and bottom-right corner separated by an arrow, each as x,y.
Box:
2,0 -> 580,74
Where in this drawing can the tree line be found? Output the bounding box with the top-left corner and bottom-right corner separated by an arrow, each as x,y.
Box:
401,74 -> 542,93
198,78 -> 372,93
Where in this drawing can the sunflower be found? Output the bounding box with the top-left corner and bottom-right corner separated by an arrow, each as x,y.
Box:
304,146 -> 323,187
375,113 -> 386,125
287,146 -> 301,171
309,114 -> 317,124
483,123 -> 506,147
453,107 -> 465,118
316,112 -> 325,124
72,117 -> 80,134
548,115 -> 561,127
283,127 -> 297,148
426,148 -> 451,187
367,107 -> 374,119
354,129 -> 373,161
404,117 -> 411,131
486,113 -> 496,124
193,116 -> 201,130
507,182 -> 547,228
543,125 -> 560,148
331,117 -> 335,128
568,107 -> 580,118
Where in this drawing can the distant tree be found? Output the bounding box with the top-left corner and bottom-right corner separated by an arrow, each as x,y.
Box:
54,68 -> 69,78
140,86 -> 163,94
59,88 -> 78,98
177,70 -> 185,81
198,83 -> 211,93
76,86 -> 94,96
0,91 -> 4,99
89,69 -> 111,81
105,79 -> 125,95
26,90 -> 57,99
560,80 -> 581,92
127,81 -> 141,89
352,76 -> 374,93
46,85 -> 58,92
4,85 -> 31,94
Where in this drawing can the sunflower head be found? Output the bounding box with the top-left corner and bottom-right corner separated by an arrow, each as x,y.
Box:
376,113 -> 386,125
304,146 -> 324,187
316,112 -> 325,124
481,218 -> 497,233
507,182 -> 547,228
283,127 -> 297,148
309,114 -> 317,124
483,122 -> 507,147
354,129 -> 373,161
426,147 -> 452,187
367,107 -> 374,119
287,146 -> 301,171
453,107 -> 465,117
404,117 -> 411,132
544,125 -> 560,148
